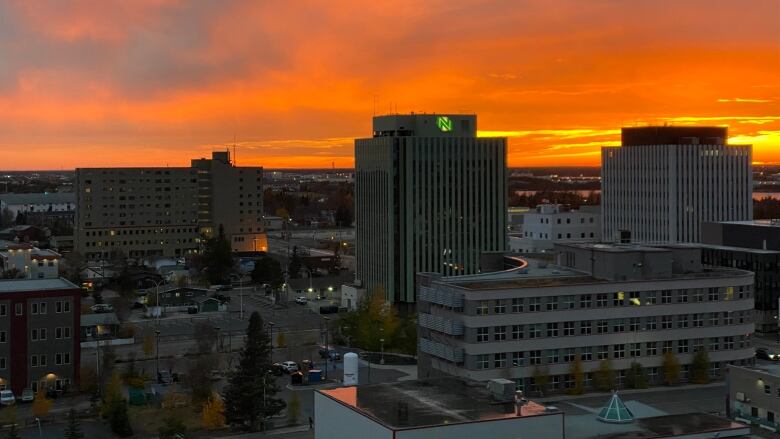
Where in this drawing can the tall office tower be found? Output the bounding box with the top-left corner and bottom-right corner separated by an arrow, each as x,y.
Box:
355,114 -> 507,304
602,126 -> 752,243
75,151 -> 265,261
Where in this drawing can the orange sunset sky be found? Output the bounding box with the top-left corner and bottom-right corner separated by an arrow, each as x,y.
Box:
1,0 -> 779,170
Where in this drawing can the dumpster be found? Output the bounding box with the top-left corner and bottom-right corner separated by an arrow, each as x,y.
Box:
308,369 -> 322,382
291,371 -> 304,385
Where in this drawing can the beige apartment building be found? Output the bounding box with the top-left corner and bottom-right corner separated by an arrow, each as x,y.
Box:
75,151 -> 266,260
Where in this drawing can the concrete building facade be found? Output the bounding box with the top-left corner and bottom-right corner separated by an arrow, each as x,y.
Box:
601,126 -> 752,244
509,204 -> 600,253
75,151 -> 265,260
0,243 -> 61,279
355,114 -> 507,304
417,243 -> 755,393
728,364 -> 780,432
0,278 -> 80,395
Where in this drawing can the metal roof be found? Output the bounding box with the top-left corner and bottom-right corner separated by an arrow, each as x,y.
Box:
0,278 -> 78,293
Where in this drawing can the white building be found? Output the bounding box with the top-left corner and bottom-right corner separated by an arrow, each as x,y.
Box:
315,378 -> 563,439
0,243 -> 61,279
0,193 -> 75,218
509,204 -> 600,253
602,126 -> 752,243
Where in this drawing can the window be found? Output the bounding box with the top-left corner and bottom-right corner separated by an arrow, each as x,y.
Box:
677,340 -> 689,354
646,317 -> 657,330
546,297 -> 558,311
725,286 -> 734,300
511,298 -> 523,313
39,328 -> 46,340
693,314 -> 703,327
596,294 -> 608,307
31,329 -> 38,341
529,325 -> 542,338
0,304 -> 5,316
529,298 -> 541,312
55,353 -> 63,365
512,352 -> 524,366
563,321 -> 575,336
630,343 -> 641,357
661,290 -> 672,304
63,301 -> 70,313
31,303 -> 38,314
693,339 -> 704,352
476,354 -> 490,369
512,325 -> 524,340
724,336 -> 734,350
629,291 -> 641,306
648,367 -> 658,382
723,312 -> 733,325
694,289 -> 704,302
547,323 -> 559,337
646,342 -> 657,356
662,340 -> 673,354
0,358 -> 5,369
563,296 -> 575,309
494,353 -> 507,368
31,355 -> 38,367
564,348 -> 575,362
612,320 -> 625,333
55,327 -> 62,339
613,344 -> 625,358
709,337 -> 720,351
613,292 -> 624,306
530,350 -> 542,365
56,301 -> 63,313
39,302 -> 46,314
597,320 -> 608,334
39,355 -> 46,366
580,320 -> 592,335
677,315 -> 688,328
477,327 -> 489,343
580,294 -> 592,308
661,316 -> 672,330
708,288 -> 719,301
581,347 -> 593,361
677,290 -> 688,303
547,349 -> 559,364
646,291 -> 657,305
476,301 -> 489,315
64,327 -> 71,338
494,300 -> 506,314
494,326 -> 506,341
0,332 -> 5,343
597,345 -> 609,360
709,313 -> 719,326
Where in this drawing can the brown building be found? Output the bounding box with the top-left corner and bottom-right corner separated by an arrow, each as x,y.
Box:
0,278 -> 81,395
74,151 -> 266,260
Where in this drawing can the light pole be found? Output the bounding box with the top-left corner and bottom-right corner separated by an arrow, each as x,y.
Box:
215,326 -> 221,352
35,417 -> 42,438
380,338 -> 385,365
155,329 -> 161,381
321,316 -> 330,380
151,279 -> 164,324
268,321 -> 275,362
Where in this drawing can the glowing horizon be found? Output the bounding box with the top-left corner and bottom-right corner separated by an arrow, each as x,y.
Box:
1,1 -> 778,170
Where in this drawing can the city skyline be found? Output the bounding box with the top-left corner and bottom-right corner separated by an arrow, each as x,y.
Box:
2,0 -> 779,170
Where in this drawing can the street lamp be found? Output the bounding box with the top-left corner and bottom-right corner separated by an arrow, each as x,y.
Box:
155,329 -> 161,381
380,338 -> 385,365
215,326 -> 221,352
151,279 -> 164,324
321,316 -> 330,380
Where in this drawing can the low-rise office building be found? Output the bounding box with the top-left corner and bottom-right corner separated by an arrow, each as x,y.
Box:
418,243 -> 755,393
728,364 -> 780,432
0,243 -> 61,279
0,278 -> 81,394
509,204 -> 600,253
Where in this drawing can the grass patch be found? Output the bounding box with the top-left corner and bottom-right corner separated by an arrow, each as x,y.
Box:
128,405 -> 202,436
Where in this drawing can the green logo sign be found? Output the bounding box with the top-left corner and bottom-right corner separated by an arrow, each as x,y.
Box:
437,116 -> 453,132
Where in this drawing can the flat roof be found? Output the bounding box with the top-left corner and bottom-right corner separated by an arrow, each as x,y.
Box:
0,278 -> 78,293
698,243 -> 780,255
717,219 -> 780,227
0,192 -> 74,205
319,378 -> 554,430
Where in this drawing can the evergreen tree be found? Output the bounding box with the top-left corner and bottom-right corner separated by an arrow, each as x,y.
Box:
288,246 -> 302,279
223,312 -> 285,431
106,401 -> 133,437
65,408 -> 85,439
251,256 -> 284,289
158,415 -> 187,439
690,349 -> 710,384
203,224 -> 233,285
626,361 -> 648,389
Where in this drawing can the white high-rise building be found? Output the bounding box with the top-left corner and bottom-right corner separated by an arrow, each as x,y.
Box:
601,126 -> 752,243
509,204 -> 600,253
355,114 -> 507,304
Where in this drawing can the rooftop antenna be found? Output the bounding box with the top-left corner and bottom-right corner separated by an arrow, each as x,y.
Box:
232,133 -> 237,165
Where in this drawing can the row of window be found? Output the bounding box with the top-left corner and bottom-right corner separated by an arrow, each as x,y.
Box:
473,286 -> 749,315
474,311 -> 749,342
85,227 -> 199,237
30,326 -> 72,341
536,216 -> 596,225
474,336 -> 749,369
523,231 -> 596,239
30,352 -> 71,367
1,300 -> 71,317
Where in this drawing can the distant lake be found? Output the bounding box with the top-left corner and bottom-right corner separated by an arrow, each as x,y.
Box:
514,190 -> 780,201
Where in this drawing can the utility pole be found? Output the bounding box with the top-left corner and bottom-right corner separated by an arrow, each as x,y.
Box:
155,329 -> 161,381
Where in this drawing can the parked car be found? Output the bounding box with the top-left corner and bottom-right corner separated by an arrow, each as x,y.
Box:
756,347 -> 779,361
281,361 -> 299,373
328,350 -> 341,361
20,388 -> 33,403
91,303 -> 114,313
0,390 -> 15,405
271,363 -> 285,376
319,305 -> 339,314
158,370 -> 173,385
295,296 -> 308,305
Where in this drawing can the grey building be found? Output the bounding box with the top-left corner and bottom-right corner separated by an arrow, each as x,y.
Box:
701,220 -> 780,334
417,243 -> 755,394
728,364 -> 780,431
75,151 -> 265,260
602,126 -> 752,244
355,114 -> 507,304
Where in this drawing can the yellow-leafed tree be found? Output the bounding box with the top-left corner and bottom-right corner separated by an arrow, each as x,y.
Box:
32,389 -> 53,417
202,393 -> 226,430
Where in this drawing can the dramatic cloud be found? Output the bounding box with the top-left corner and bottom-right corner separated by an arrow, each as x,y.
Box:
0,0 -> 778,169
